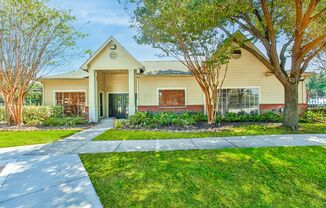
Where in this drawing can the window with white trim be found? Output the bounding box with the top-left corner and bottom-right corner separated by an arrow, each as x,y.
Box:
158,89 -> 185,107
218,88 -> 259,115
55,91 -> 86,116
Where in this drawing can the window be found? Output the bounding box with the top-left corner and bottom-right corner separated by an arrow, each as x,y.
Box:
99,92 -> 104,118
159,89 -> 185,107
218,88 -> 259,115
55,91 -> 86,116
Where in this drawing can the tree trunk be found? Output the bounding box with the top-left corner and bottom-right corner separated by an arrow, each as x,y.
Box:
283,83 -> 299,130
204,91 -> 216,124
3,93 -> 24,126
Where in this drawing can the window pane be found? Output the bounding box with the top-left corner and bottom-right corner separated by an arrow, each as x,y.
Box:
159,90 -> 185,107
218,88 -> 259,115
55,92 -> 86,116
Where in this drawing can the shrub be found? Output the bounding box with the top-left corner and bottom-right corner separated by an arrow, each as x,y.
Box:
114,119 -> 128,129
300,110 -> 325,123
23,106 -> 53,125
220,112 -> 282,123
127,112 -> 200,128
0,105 -> 88,126
52,106 -> 64,118
0,107 -> 6,123
129,112 -> 153,126
43,116 -> 88,126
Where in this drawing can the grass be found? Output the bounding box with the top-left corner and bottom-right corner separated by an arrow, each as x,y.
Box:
81,146 -> 326,208
94,123 -> 326,141
0,130 -> 79,148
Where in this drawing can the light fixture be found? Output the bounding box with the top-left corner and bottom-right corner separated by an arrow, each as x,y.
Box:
231,49 -> 242,59
110,44 -> 117,50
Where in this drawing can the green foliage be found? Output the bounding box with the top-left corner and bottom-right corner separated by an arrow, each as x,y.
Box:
24,82 -> 43,106
0,106 -> 88,126
114,119 -> 129,129
127,112 -> 203,128
0,107 -> 5,122
306,71 -> 326,97
115,110 -> 325,129
23,106 -> 53,125
218,112 -> 282,123
299,110 -> 326,123
43,117 -> 88,126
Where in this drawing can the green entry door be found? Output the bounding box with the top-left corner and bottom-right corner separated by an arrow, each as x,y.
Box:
108,93 -> 129,118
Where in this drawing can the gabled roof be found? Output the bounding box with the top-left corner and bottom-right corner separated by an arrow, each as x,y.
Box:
141,61 -> 191,75
41,70 -> 88,79
81,36 -> 143,70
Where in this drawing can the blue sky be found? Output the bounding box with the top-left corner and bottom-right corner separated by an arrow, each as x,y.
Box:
51,0 -> 166,74
50,0 -> 294,75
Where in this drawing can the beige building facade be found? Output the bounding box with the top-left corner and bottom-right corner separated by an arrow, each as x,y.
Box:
41,36 -> 308,122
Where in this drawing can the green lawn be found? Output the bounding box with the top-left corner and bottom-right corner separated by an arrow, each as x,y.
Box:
94,123 -> 326,141
81,146 -> 326,208
0,130 -> 79,148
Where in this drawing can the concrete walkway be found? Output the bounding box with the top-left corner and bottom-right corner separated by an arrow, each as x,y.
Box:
0,118 -> 114,208
0,118 -> 325,208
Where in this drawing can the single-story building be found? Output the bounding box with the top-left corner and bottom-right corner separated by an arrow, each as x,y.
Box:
41,36 -> 308,122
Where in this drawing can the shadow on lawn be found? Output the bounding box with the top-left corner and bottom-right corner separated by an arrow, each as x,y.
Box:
81,146 -> 326,207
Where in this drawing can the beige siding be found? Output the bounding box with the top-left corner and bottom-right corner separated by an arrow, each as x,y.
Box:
104,73 -> 129,92
138,49 -> 306,106
138,76 -> 204,106
88,42 -> 141,70
222,49 -> 306,104
42,79 -> 88,105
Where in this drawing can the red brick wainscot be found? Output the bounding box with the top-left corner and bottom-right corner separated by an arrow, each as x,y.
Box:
138,105 -> 204,113
260,103 -> 308,114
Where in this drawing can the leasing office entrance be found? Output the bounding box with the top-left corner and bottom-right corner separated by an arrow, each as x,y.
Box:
108,93 -> 129,118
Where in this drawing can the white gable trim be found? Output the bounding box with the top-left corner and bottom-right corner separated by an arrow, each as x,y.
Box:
81,36 -> 143,70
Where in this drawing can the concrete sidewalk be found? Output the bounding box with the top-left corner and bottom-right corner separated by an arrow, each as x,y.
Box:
72,134 -> 326,154
0,118 -> 114,208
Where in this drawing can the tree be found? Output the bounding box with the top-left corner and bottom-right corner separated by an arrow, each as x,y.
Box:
130,0 -> 236,124
0,0 -> 83,125
220,0 -> 326,129
306,71 -> 326,97
24,82 -> 43,105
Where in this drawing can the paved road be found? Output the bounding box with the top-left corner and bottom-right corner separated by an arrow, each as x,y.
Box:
0,119 -> 325,208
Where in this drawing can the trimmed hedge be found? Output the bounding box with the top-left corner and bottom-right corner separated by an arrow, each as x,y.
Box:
0,106 -> 87,126
115,110 -> 325,128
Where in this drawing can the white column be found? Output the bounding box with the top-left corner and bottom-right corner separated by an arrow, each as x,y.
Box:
128,68 -> 136,116
88,69 -> 98,122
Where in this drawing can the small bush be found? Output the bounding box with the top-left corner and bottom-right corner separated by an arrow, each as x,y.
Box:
0,105 -> 88,126
43,117 -> 88,126
0,107 -> 6,123
127,112 -> 201,128
114,119 -> 128,129
129,112 -> 153,127
23,106 -> 53,125
300,110 -> 325,123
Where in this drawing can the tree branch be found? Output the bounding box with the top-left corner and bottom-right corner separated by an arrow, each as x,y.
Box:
301,42 -> 326,71
280,36 -> 294,69
301,34 -> 326,56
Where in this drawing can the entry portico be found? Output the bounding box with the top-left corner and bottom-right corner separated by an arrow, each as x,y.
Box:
81,37 -> 143,122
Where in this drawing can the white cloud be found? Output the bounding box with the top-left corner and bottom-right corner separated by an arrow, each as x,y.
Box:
85,13 -> 130,26
52,0 -> 131,26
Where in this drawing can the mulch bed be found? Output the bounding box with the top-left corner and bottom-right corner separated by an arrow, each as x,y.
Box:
123,122 -> 280,132
0,123 -> 95,131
